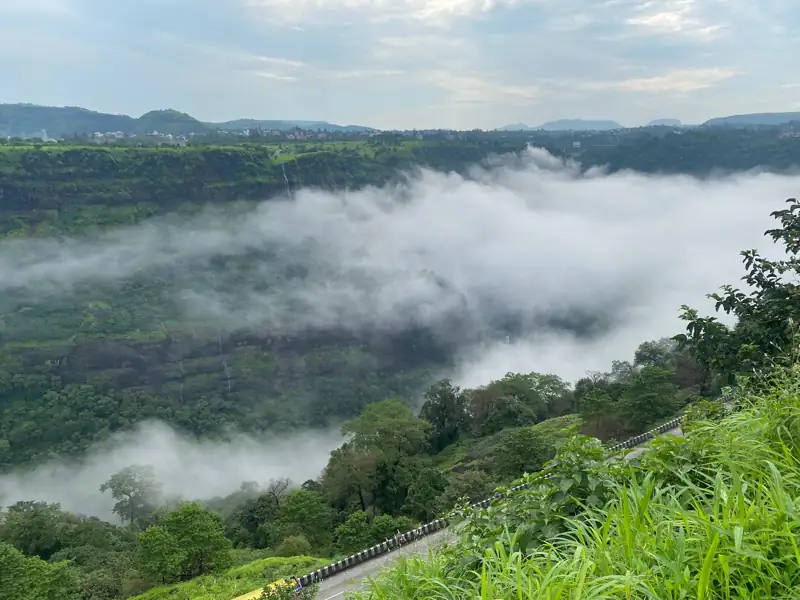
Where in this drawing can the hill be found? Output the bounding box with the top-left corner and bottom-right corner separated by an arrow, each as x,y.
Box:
496,123 -> 532,131
0,104 -> 371,138
0,104 -> 216,137
704,111 -> 800,127
209,118 -> 373,133
534,118 -> 623,131
646,118 -> 681,126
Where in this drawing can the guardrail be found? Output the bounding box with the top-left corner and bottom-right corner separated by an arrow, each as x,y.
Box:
298,415 -> 685,587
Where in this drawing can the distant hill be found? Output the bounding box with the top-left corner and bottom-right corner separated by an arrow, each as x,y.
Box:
496,119 -> 623,132
535,119 -> 623,131
647,118 -> 682,127
496,123 -> 532,131
0,104 -> 216,137
210,118 -> 373,133
0,103 -> 372,137
704,112 -> 800,127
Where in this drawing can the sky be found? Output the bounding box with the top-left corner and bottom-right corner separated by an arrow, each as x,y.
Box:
0,0 -> 798,130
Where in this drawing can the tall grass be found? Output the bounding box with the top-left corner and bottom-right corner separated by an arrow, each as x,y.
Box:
354,366 -> 800,599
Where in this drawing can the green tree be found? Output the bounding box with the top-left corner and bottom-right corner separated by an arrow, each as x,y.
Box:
275,534 -> 312,557
419,380 -> 468,452
99,465 -> 160,527
342,399 -> 432,459
333,511 -> 372,555
435,469 -> 495,512
677,198 -> 800,383
159,502 -> 232,580
496,427 -> 551,477
0,541 -> 81,600
271,489 -> 335,550
618,366 -> 681,431
135,525 -> 183,584
0,501 -> 65,560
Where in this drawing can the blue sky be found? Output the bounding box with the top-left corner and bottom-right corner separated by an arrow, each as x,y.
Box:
0,0 -> 798,130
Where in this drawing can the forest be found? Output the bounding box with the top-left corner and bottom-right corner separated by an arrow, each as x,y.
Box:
1,129 -> 799,469
0,134 -> 799,599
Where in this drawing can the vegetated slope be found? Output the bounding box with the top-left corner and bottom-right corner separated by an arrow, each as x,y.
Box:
3,196 -> 795,600
0,134 -> 799,470
356,370 -> 800,598
355,197 -> 800,599
129,555 -> 325,600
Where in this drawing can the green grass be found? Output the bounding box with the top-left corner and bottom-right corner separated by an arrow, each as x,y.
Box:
356,368 -> 800,599
129,556 -> 328,600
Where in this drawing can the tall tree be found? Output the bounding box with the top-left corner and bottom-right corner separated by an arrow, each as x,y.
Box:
99,465 -> 160,527
159,502 -> 232,580
419,380 -> 468,452
676,198 -> 800,383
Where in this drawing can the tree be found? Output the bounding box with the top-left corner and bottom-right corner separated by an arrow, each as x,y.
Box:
496,427 -> 551,477
321,443 -> 378,514
618,366 -> 682,431
333,511 -> 371,555
400,465 -> 448,521
634,338 -> 678,368
578,388 -> 622,439
0,541 -> 81,600
435,469 -> 495,512
135,525 -> 183,584
676,199 -> 800,383
99,465 -> 160,527
342,399 -> 432,459
419,380 -> 468,452
271,489 -> 335,550
159,502 -> 232,580
0,501 -> 65,560
467,372 -> 570,435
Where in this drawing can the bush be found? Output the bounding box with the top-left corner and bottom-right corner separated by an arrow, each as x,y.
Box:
274,535 -> 312,558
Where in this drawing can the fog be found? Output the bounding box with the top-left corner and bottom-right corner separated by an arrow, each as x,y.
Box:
0,146 -> 797,517
0,421 -> 343,520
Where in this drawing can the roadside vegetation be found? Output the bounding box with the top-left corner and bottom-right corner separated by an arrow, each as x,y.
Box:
353,198 -> 800,598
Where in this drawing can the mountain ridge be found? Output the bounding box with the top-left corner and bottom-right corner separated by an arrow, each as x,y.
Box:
0,103 -> 373,137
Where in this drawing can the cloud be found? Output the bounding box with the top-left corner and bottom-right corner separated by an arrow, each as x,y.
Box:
0,422 -> 343,520
1,148 -> 798,515
0,146 -> 794,361
584,67 -> 739,94
2,0 -> 796,129
244,0 -> 527,22
623,0 -> 725,40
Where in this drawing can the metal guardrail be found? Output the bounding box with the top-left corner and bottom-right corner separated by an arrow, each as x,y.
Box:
298,415 -> 685,587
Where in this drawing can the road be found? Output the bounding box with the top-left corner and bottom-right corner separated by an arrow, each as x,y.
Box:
313,529 -> 457,599
312,423 -> 684,599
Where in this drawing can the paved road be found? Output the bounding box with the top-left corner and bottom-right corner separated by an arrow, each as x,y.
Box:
313,529 -> 457,599
312,424 -> 684,599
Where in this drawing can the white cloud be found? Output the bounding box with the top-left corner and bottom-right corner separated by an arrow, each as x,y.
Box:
625,0 -> 725,39
245,0 -> 529,22
425,71 -> 540,104
585,67 -> 739,93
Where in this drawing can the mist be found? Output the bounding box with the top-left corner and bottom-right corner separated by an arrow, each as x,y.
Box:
0,421 -> 343,520
1,146 -> 797,517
